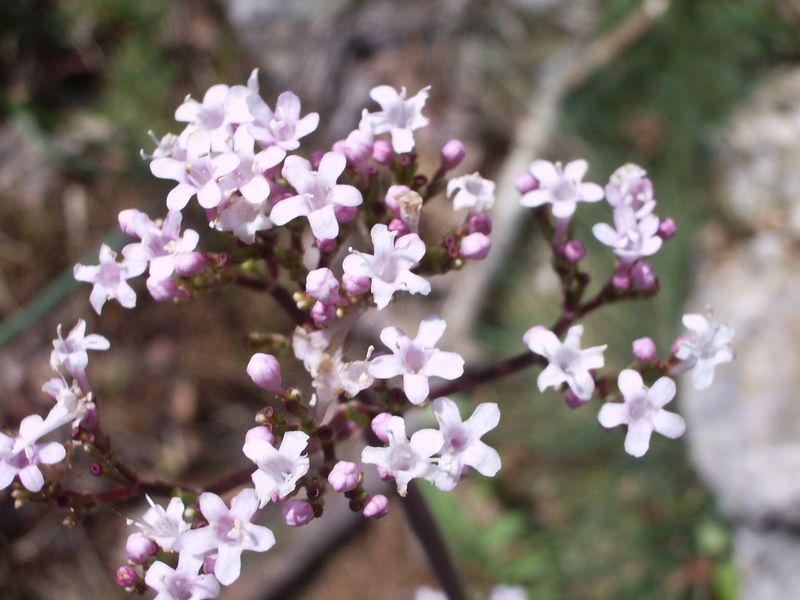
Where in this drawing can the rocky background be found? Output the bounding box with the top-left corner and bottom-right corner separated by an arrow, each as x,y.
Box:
1,0 -> 800,598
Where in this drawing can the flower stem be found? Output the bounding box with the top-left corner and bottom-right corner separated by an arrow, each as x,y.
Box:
400,482 -> 467,600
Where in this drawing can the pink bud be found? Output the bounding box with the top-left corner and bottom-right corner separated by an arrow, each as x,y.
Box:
459,232 -> 491,260
146,276 -> 189,302
115,565 -> 138,588
80,401 -> 99,430
343,273 -> 371,295
632,337 -> 657,362
371,412 -> 392,443
328,460 -> 360,493
563,240 -> 585,263
344,128 -> 374,164
316,238 -> 337,253
387,218 -> 409,237
174,252 -> 207,277
306,268 -> 340,304
125,532 -> 157,564
385,185 -> 410,213
282,499 -> 314,527
372,140 -> 394,165
363,494 -> 390,519
563,388 -> 589,410
332,140 -> 348,154
467,212 -> 492,235
440,139 -> 466,170
334,204 -> 358,224
612,270 -> 631,290
245,425 -> 275,447
247,353 -> 282,393
658,217 -> 677,240
515,171 -> 538,194
631,261 -> 657,291
311,301 -> 335,326
203,555 -> 216,575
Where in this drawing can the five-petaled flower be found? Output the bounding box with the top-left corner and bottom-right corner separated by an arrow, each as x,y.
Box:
360,85 -> 430,153
520,159 -> 604,219
242,430 -> 311,507
74,244 -> 147,315
674,313 -> 735,390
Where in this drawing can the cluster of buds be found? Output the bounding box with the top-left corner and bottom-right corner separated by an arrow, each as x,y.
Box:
1,72 -> 735,599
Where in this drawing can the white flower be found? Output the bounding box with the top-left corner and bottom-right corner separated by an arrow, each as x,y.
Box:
145,551 -> 220,600
247,90 -> 319,152
310,350 -> 374,419
270,152 -> 363,240
74,244 -> 147,315
523,325 -> 606,401
50,319 -> 110,391
369,317 -> 464,405
447,173 -> 496,213
342,224 -> 431,310
592,206 -> 663,262
361,85 -> 430,153
361,416 -> 443,496
520,159 -> 604,219
0,415 -> 65,492
431,398 -> 501,491
135,496 -> 191,552
605,163 -> 656,217
219,127 -> 286,204
598,370 -> 685,458
121,210 -> 200,280
180,489 -> 275,586
213,194 -> 272,244
150,129 -> 240,211
242,430 -> 310,507
675,313 -> 735,390
40,377 -> 90,433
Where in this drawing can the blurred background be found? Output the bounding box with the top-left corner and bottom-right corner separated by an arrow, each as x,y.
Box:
2,0 -> 800,598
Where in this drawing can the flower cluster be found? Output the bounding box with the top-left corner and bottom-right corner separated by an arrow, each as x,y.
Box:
5,74 -> 737,599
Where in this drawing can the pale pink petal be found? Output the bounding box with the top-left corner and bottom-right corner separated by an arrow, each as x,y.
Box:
150,158 -> 185,181
279,431 -> 310,460
294,113 -> 319,139
597,403 -> 628,428
281,155 -> 312,191
422,350 -> 464,380
369,85 -> 401,108
415,317 -> 446,347
369,354 -> 405,379
269,195 -> 310,226
37,442 -> 66,464
523,326 -> 561,356
307,205 -> 339,240
18,465 -> 44,492
653,410 -> 686,439
318,152 -> 346,185
564,159 -> 588,181
403,373 -> 430,404
275,91 -> 301,120
551,199 -> 577,219
230,488 -> 259,521
624,420 -> 654,457
648,376 -> 676,408
691,359 -> 715,390
198,492 -> 229,523
568,369 -> 595,401
240,176 -> 270,204
617,369 -> 644,398
462,441 -> 501,476
197,181 -> 223,209
592,223 -> 619,246
410,428 -> 444,457
682,314 -> 710,336
464,402 -> 501,437
390,127 -> 415,154
579,182 -> 604,202
537,363 -> 566,392
529,160 -> 559,186
166,183 -> 196,211
519,189 -> 551,208
331,184 -> 363,207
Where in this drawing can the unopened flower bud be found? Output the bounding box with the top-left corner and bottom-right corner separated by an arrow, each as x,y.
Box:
334,204 -> 358,224
363,494 -> 390,519
245,425 -> 275,447
515,171 -> 538,194
344,127 -> 374,164
373,140 -> 393,165
247,353 -> 282,393
316,238 -> 337,253
282,499 -> 314,527
459,232 -> 491,260
332,140 -> 348,154
80,401 -> 99,430
306,268 -> 340,304
385,185 -> 410,213
563,240 -> 586,263
115,565 -> 138,588
147,276 -> 188,302
612,270 -> 630,290
371,412 -> 392,443
467,212 -> 492,234
125,532 -> 157,564
631,261 -> 657,291
632,337 -> 657,362
328,461 -> 360,493
343,273 -> 371,295
440,139 -> 466,170
658,217 -> 677,240
174,252 -> 207,277
311,301 -> 335,326
387,218 -> 409,237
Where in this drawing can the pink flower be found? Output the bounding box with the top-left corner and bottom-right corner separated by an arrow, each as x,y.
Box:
180,489 -> 275,586
361,85 -> 430,153
134,496 -> 190,552
121,211 -> 200,281
520,159 -> 604,218
74,245 -> 147,314
220,127 -> 286,204
212,193 -> 272,244
242,431 -> 310,507
145,551 -> 220,600
270,152 -> 363,240
605,163 -> 656,218
592,206 -> 663,262
50,319 -> 110,392
523,325 -> 606,401
447,173 -> 495,213
342,224 -> 430,310
431,398 -> 501,491
361,416 -> 443,496
0,415 -> 65,492
247,90 -> 319,152
598,370 -> 685,458
674,313 -> 734,390
369,317 -> 464,405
